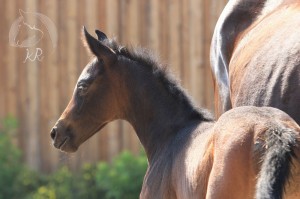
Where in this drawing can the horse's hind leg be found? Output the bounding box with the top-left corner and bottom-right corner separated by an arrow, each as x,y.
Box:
254,120 -> 300,199
206,129 -> 256,199
284,157 -> 300,199
283,141 -> 300,199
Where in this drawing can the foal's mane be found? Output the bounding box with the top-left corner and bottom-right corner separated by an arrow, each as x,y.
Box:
103,38 -> 214,121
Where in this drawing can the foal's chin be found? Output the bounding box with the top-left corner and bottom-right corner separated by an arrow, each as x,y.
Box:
53,139 -> 79,153
59,141 -> 79,153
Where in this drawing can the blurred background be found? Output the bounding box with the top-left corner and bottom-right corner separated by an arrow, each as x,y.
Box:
0,0 -> 227,198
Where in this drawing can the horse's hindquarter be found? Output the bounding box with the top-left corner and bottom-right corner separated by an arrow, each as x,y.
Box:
229,4 -> 300,124
206,106 -> 300,199
281,118 -> 300,199
206,108 -> 259,199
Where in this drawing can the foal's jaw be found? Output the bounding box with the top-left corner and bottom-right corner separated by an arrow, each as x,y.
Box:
51,118 -> 108,153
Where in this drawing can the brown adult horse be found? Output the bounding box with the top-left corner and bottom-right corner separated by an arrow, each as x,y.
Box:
51,28 -> 300,198
211,0 -> 300,123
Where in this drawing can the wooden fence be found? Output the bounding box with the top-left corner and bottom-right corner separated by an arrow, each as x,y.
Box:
0,0 -> 227,172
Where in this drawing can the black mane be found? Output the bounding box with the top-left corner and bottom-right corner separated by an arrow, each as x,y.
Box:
103,38 -> 214,122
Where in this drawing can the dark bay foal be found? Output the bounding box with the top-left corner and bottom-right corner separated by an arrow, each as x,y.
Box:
51,28 -> 300,199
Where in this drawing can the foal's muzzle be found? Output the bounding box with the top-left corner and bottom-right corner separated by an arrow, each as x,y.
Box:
50,121 -> 78,153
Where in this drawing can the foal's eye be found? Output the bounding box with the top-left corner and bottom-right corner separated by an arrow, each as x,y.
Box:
77,83 -> 88,96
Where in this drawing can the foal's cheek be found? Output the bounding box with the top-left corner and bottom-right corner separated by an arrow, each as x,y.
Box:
74,96 -> 85,114
74,89 -> 94,115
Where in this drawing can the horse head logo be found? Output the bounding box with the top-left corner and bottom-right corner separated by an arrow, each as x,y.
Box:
9,9 -> 57,49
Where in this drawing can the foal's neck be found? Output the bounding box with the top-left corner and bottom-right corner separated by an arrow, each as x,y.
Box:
123,71 -> 209,162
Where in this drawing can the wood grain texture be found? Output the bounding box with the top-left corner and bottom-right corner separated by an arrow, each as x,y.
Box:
0,0 -> 225,171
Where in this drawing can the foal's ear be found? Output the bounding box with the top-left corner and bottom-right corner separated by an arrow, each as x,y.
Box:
95,30 -> 107,41
82,27 -> 116,64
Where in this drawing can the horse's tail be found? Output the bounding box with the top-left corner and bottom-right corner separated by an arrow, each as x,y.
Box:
255,127 -> 297,199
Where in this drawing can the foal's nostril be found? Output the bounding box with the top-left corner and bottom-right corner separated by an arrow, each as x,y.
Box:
50,128 -> 57,140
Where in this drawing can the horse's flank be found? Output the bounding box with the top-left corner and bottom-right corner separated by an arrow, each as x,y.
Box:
211,0 -> 300,125
230,3 -> 300,124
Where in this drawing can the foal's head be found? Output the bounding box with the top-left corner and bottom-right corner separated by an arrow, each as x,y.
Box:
51,28 -> 134,152
51,27 -> 204,153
